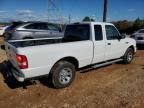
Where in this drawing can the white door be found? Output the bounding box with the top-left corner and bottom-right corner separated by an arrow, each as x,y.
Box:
105,25 -> 123,60
92,25 -> 106,64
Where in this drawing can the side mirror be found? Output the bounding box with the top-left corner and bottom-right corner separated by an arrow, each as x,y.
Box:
121,34 -> 127,39
113,35 -> 122,40
114,36 -> 122,40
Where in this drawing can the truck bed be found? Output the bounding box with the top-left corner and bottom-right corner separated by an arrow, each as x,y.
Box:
8,38 -> 63,48
5,38 -> 94,81
8,35 -> 85,48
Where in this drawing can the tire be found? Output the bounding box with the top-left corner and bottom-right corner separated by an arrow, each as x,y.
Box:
50,61 -> 76,89
123,48 -> 134,64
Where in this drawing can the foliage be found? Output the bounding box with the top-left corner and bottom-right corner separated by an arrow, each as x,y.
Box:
0,22 -> 10,26
82,16 -> 95,22
112,18 -> 144,34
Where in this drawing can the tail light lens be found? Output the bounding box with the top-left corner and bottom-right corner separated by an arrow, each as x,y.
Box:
16,54 -> 28,69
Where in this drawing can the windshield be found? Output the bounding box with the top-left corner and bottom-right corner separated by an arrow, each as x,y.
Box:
138,30 -> 144,33
64,24 -> 90,42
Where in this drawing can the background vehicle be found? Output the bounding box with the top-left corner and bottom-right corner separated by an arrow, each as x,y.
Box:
5,22 -> 136,89
0,25 -> 8,36
131,29 -> 144,45
4,21 -> 64,40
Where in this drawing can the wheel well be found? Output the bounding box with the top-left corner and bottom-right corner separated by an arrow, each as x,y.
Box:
122,45 -> 135,58
129,45 -> 135,52
56,57 -> 79,69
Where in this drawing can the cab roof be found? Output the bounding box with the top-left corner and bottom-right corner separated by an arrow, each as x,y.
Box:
72,21 -> 114,26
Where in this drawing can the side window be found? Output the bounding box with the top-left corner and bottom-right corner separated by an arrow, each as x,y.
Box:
25,24 -> 35,29
25,23 -> 48,30
94,25 -> 103,41
105,25 -> 120,40
38,23 -> 48,30
47,24 -> 59,31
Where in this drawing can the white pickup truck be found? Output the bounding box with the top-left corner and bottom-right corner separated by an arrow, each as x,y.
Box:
5,22 -> 136,88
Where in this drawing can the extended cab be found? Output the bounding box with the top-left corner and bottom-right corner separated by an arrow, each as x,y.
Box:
5,22 -> 136,88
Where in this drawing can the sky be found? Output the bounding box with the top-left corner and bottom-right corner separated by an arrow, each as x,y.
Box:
0,0 -> 144,23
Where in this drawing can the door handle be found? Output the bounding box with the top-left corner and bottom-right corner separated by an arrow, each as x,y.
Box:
108,43 -> 111,45
125,42 -> 129,44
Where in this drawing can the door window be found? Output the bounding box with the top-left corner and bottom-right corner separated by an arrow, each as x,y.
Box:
105,25 -> 120,40
25,23 -> 48,30
47,24 -> 59,32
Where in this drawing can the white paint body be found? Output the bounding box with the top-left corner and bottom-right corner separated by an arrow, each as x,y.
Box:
5,22 -> 136,82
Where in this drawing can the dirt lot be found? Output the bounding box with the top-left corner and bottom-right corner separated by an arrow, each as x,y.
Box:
0,39 -> 144,108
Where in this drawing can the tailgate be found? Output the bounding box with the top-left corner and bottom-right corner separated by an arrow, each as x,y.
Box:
5,42 -> 19,70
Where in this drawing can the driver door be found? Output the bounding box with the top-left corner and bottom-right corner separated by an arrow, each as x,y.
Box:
105,25 -> 123,60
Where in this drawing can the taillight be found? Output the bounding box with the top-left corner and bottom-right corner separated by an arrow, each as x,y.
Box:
16,54 -> 28,69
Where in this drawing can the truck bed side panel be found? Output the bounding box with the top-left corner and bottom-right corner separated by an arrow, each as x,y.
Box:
17,40 -> 93,79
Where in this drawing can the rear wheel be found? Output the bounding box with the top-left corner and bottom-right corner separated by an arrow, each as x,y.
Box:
50,61 -> 76,89
123,48 -> 134,64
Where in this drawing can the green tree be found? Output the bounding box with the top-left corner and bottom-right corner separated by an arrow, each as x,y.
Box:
133,17 -> 143,30
82,16 -> 95,22
114,20 -> 131,30
113,20 -> 133,34
112,18 -> 144,34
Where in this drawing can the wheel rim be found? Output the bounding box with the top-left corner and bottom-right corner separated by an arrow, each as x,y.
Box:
127,51 -> 133,62
59,68 -> 72,85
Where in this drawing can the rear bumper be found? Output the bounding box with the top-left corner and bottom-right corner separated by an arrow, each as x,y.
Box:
7,61 -> 50,82
11,67 -> 49,82
3,61 -> 25,82
11,68 -> 25,82
7,62 -> 24,82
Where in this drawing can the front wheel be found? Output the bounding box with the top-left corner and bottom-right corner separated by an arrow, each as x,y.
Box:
50,61 -> 76,89
123,48 -> 134,64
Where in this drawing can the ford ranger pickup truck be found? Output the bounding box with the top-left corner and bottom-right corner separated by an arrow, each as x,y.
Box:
5,22 -> 136,88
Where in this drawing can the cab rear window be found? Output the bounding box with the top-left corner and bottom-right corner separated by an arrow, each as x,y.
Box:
64,24 -> 90,42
